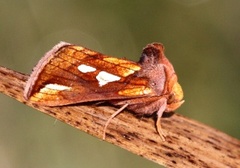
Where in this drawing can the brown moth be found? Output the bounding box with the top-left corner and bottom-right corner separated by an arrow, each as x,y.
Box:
24,42 -> 184,140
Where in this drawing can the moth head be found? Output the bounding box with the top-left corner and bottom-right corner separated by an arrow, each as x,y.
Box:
166,81 -> 184,112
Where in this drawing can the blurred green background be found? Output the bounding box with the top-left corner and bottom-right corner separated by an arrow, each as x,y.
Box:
0,1 -> 239,168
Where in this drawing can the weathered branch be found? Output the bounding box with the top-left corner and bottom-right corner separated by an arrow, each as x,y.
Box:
0,66 -> 239,168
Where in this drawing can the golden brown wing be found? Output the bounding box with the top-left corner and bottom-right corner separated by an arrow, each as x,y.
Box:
24,42 -> 155,106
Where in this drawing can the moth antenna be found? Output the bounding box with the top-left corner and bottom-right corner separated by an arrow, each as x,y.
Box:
156,100 -> 167,141
103,104 -> 129,140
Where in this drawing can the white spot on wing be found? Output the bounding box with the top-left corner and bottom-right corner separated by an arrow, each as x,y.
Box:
78,64 -> 96,73
44,84 -> 71,91
96,71 -> 121,87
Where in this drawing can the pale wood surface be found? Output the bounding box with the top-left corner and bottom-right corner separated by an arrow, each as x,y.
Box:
0,66 -> 239,168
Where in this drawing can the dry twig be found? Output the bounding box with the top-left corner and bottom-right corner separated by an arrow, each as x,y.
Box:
0,66 -> 239,168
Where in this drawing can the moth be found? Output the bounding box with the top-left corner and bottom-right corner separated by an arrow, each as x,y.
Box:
24,42 -> 184,140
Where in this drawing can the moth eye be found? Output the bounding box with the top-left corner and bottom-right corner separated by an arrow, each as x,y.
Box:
167,93 -> 175,104
151,82 -> 156,86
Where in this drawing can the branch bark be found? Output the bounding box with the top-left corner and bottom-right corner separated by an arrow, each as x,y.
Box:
0,66 -> 239,168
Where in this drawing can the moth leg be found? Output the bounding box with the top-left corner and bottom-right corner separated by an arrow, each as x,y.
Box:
103,103 -> 128,140
156,99 -> 167,141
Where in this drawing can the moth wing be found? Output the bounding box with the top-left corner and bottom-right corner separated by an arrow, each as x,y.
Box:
24,42 -> 155,106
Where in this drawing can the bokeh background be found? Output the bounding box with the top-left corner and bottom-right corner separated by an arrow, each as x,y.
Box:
0,1 -> 239,168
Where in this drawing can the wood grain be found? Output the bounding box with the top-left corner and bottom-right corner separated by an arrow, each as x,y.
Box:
0,66 -> 239,168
